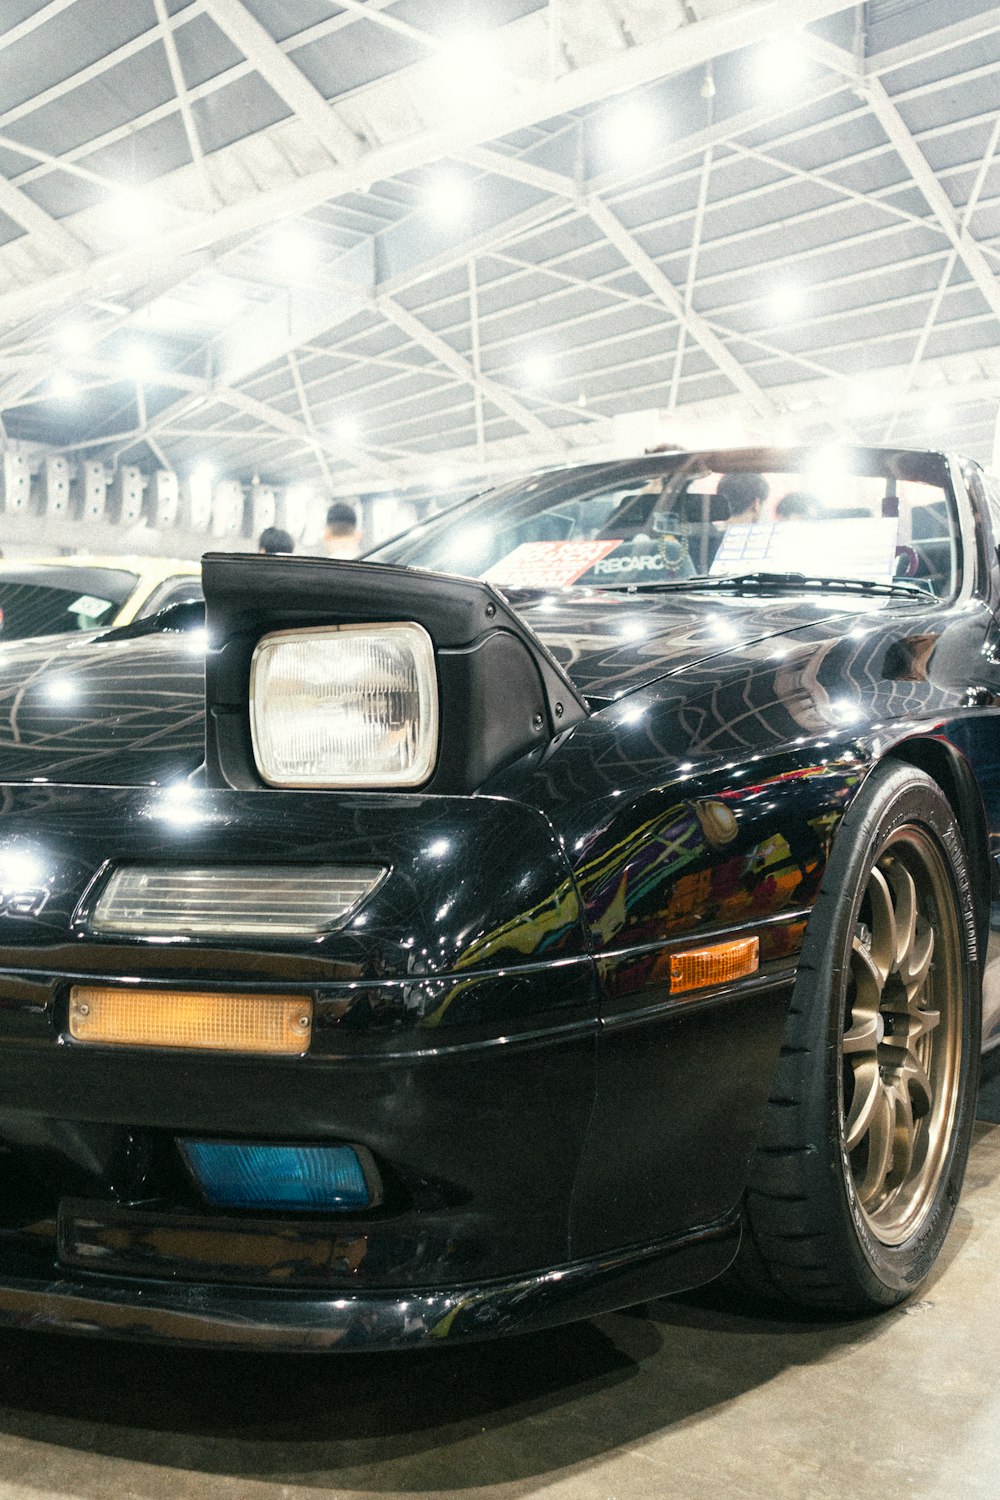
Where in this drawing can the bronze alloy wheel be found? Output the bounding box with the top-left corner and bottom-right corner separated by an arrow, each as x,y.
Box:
842,826 -> 963,1246
734,763 -> 979,1311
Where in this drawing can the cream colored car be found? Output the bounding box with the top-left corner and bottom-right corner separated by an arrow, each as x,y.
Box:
0,556 -> 201,640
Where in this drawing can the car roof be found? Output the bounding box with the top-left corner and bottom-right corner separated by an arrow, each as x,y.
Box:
10,556 -> 199,579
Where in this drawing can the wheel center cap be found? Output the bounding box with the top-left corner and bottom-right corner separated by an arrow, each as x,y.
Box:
875,1014 -> 886,1044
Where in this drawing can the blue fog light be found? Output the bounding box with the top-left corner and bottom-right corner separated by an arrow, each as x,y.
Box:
180,1139 -> 374,1211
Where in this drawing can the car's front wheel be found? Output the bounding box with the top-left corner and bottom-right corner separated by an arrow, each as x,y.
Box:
737,762 -> 980,1311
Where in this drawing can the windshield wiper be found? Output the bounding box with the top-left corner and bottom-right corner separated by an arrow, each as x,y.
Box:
598,570 -> 931,599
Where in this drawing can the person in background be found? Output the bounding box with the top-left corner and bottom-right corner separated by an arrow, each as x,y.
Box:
258,526 -> 294,555
323,501 -> 363,559
707,471 -> 769,566
716,471 -> 769,526
776,490 -> 823,521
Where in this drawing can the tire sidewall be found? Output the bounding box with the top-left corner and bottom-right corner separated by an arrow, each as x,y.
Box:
805,764 -> 980,1302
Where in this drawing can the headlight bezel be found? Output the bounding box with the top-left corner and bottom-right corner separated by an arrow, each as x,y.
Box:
248,619 -> 440,790
201,554 -> 588,796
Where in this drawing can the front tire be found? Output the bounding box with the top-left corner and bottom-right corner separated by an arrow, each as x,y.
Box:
737,762 -> 980,1311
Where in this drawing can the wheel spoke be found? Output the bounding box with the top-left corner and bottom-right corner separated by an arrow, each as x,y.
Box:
891,1004 -> 940,1048
901,920 -> 934,992
888,860 -> 917,971
851,939 -> 886,1008
843,1009 -> 880,1055
866,866 -> 896,985
845,1058 -> 882,1151
887,1074 -> 916,1186
855,1085 -> 894,1205
898,1053 -> 934,1119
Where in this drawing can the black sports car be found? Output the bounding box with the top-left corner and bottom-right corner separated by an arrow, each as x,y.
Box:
0,444 -> 997,1351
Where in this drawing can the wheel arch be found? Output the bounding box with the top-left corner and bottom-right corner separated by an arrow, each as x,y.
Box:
878,736 -> 993,965
735,752 -> 982,1310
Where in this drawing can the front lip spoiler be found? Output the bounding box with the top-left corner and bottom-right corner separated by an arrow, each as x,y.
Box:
0,1213 -> 739,1353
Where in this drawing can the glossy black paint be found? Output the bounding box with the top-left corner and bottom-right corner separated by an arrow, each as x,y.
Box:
0,779 -> 786,1297
0,446 -> 998,1348
0,1212 -> 738,1352
202,551 -> 586,794
0,630 -> 204,784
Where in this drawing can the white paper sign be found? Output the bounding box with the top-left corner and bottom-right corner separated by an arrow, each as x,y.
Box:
711,518 -> 899,583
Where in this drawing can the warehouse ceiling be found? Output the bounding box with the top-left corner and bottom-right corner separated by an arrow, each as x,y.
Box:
0,0 -> 998,501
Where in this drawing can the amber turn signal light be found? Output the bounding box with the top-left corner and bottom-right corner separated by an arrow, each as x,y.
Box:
68,986 -> 313,1054
669,936 -> 759,996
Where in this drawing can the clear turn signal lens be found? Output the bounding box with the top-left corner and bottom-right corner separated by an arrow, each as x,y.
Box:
250,622 -> 438,788
89,864 -> 386,939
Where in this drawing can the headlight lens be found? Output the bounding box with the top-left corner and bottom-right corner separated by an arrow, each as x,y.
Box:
250,622 -> 438,788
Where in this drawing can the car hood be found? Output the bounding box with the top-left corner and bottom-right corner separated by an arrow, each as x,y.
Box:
509,587 -> 894,702
0,587 -> 905,786
0,629 -> 205,785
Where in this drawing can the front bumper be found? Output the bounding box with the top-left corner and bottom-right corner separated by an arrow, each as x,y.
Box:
0,783 -> 796,1347
0,1212 -> 739,1352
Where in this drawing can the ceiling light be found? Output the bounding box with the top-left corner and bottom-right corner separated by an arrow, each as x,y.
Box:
211,291 -> 241,321
120,342 -> 155,381
426,172 -> 470,223
201,281 -> 242,321
49,372 -> 77,399
192,461 -> 215,484
432,30 -> 504,104
267,227 -> 316,274
108,186 -> 162,238
768,283 -> 803,321
604,100 -> 660,159
755,35 -> 807,93
58,323 -> 90,355
523,354 -> 553,386
332,416 -> 360,445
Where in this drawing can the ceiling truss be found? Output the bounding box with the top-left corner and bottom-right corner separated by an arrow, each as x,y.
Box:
0,0 -> 995,503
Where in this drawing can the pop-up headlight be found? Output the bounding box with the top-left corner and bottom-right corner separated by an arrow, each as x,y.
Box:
249,621 -> 438,788
202,555 -> 588,794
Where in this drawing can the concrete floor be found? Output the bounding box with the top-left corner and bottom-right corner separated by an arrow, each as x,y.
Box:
3,1125 -> 1000,1500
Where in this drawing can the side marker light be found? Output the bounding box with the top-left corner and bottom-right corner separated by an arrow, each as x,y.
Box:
669,936 -> 759,995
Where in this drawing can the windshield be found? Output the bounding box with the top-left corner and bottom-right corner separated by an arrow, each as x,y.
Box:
372,449 -> 960,598
0,567 -> 138,640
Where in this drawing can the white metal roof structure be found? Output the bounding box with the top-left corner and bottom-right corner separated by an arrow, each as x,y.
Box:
0,0 -> 997,512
